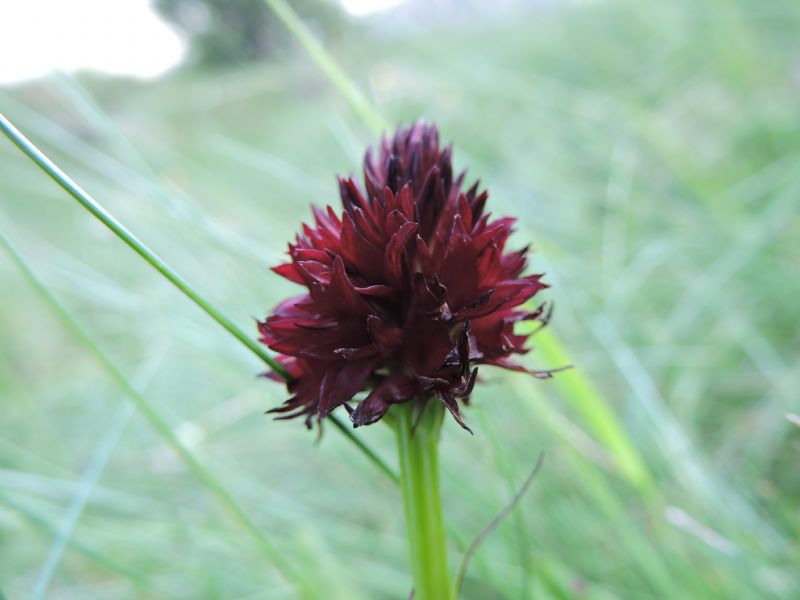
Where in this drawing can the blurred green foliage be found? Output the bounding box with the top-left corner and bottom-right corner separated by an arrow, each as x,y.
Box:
155,0 -> 347,65
1,0 -> 799,598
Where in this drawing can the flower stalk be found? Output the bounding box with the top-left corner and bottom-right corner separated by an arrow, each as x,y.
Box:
395,401 -> 453,600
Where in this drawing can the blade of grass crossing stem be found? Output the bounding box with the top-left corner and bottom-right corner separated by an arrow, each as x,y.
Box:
0,227 -> 307,595
262,0 -> 386,135
0,112 -> 398,486
0,113 -> 287,379
44,77 -> 401,486
260,2 -> 651,493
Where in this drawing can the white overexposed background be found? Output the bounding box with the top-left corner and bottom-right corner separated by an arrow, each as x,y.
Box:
0,0 -> 411,85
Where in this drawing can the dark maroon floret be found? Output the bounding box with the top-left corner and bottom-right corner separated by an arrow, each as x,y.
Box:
258,121 -> 557,431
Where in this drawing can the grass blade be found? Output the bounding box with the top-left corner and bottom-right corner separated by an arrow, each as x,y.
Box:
530,328 -> 652,490
30,404 -> 135,600
454,453 -> 544,595
0,112 -> 286,378
0,226 -> 304,594
0,112 -> 398,486
262,0 -> 386,134
472,407 -> 534,597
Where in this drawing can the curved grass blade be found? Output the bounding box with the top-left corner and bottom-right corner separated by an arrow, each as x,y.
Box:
472,408 -> 534,598
454,453 -> 545,595
0,112 -> 398,486
0,227 -> 306,595
0,112 -> 286,379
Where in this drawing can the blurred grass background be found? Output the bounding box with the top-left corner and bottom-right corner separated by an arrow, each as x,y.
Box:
1,0 -> 799,598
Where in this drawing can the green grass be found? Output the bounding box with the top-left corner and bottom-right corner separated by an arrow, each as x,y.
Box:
1,0 -> 799,597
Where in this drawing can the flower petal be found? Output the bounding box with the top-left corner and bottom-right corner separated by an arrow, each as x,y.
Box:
350,374 -> 416,427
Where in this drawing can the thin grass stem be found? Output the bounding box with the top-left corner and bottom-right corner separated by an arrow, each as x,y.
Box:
454,453 -> 545,595
0,112 -> 398,486
0,113 -> 287,379
262,0 -> 386,135
0,226 -> 307,595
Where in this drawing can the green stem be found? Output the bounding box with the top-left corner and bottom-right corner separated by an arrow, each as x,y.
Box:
396,401 -> 453,600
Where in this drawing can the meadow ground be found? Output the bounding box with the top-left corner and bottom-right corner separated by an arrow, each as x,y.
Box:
1,1 -> 799,598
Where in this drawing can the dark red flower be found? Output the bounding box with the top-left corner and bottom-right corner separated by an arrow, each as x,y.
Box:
258,121 -> 558,431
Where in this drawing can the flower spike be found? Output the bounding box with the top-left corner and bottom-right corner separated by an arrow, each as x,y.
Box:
259,121 -> 556,430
